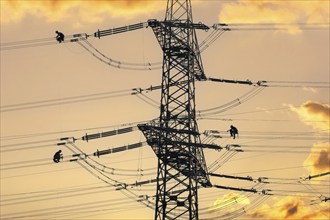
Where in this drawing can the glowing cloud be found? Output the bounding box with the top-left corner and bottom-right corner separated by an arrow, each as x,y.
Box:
218,0 -> 330,34
304,142 -> 330,176
209,193 -> 250,211
303,87 -> 319,94
290,101 -> 330,131
248,196 -> 330,219
0,0 -> 163,25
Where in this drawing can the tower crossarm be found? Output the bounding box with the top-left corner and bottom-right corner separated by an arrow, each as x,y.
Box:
138,124 -> 212,187
149,19 -> 209,30
148,19 -> 207,81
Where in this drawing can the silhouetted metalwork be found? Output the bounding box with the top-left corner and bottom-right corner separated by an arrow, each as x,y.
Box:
94,22 -> 147,38
138,1 -> 211,219
82,126 -> 136,142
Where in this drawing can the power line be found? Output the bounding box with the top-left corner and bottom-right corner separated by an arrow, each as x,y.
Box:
1,196 -> 143,219
2,77 -> 326,112
2,22 -> 328,51
214,22 -> 330,32
208,77 -> 330,88
200,117 -> 328,123
0,144 -> 55,153
63,143 -> 156,211
198,87 -> 265,117
213,106 -> 299,116
1,37 -> 56,46
203,129 -> 329,142
0,81 -> 185,112
229,27 -> 330,31
219,23 -> 330,27
0,155 -> 156,180
230,165 -> 315,175
0,119 -> 152,141
302,172 -> 330,181
0,92 -> 130,112
1,139 -> 151,171
79,40 -> 162,71
1,33 -> 89,51
135,94 -> 160,109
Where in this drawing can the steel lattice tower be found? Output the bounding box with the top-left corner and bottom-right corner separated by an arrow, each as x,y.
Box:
138,0 -> 211,219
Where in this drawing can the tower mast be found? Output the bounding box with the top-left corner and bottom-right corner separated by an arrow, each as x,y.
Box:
139,0 -> 210,219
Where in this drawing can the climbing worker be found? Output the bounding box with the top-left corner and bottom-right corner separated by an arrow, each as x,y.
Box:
55,31 -> 65,43
227,125 -> 239,139
53,150 -> 63,163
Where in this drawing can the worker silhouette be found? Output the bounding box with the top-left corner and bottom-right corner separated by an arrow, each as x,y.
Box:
53,150 -> 63,163
55,31 -> 65,43
227,125 -> 238,139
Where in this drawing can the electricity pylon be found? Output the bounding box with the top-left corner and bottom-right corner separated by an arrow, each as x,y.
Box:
138,0 -> 211,219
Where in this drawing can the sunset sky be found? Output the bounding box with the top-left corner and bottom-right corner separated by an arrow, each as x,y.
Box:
1,0 -> 329,219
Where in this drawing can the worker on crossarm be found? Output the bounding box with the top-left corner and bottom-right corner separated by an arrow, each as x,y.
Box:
227,125 -> 238,139
55,31 -> 65,43
53,150 -> 63,163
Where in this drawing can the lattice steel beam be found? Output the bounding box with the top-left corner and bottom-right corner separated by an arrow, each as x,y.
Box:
139,1 -> 210,219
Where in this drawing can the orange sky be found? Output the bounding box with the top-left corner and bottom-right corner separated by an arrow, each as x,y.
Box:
1,0 -> 329,219
1,0 -> 163,26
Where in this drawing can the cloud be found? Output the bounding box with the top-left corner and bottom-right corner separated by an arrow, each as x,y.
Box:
290,101 -> 330,131
218,0 -> 330,34
303,87 -> 319,94
0,0 -> 163,25
303,142 -> 330,176
248,196 -> 330,219
255,107 -> 274,115
290,101 -> 329,176
209,192 -> 250,211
